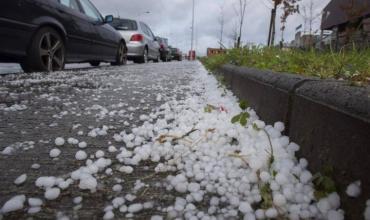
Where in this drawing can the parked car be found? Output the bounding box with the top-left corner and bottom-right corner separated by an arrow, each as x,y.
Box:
156,37 -> 171,62
170,47 -> 182,61
0,0 -> 127,72
111,18 -> 160,63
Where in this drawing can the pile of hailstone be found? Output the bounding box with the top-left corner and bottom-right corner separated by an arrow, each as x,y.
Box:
111,64 -> 345,220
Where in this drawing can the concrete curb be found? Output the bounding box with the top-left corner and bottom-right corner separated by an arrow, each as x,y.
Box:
217,64 -> 370,219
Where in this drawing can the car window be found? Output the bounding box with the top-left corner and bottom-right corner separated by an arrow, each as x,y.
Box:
112,19 -> 138,31
59,0 -> 79,11
146,25 -> 155,39
141,23 -> 154,39
140,22 -> 150,36
78,0 -> 102,22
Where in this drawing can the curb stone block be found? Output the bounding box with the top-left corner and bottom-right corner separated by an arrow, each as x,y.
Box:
216,64 -> 370,219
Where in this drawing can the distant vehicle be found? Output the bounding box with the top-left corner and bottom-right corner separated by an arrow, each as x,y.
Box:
111,18 -> 160,64
170,47 -> 182,61
156,37 -> 171,62
0,0 -> 127,72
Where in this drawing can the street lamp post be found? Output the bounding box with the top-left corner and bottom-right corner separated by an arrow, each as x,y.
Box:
189,0 -> 195,60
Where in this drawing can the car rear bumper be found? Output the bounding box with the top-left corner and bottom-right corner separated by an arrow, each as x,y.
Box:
0,17 -> 36,62
126,42 -> 145,58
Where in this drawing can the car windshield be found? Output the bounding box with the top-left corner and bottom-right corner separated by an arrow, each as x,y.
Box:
112,19 -> 137,31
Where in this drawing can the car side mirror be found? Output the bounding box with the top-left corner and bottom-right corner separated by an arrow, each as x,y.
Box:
105,15 -> 113,23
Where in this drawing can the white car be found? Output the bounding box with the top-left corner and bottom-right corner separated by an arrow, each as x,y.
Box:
111,18 -> 160,63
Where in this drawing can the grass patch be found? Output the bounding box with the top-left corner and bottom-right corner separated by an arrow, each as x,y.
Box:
200,47 -> 370,84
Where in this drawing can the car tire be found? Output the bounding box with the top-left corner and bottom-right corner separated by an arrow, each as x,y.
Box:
89,61 -> 100,67
111,42 -> 127,66
137,48 -> 148,64
22,27 -> 65,73
154,55 -> 159,63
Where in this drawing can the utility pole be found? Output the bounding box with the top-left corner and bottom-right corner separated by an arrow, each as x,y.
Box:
267,1 -> 278,47
191,0 -> 195,52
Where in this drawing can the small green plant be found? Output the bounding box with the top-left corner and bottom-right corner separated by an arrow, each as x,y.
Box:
231,100 -> 250,126
312,165 -> 336,200
260,183 -> 273,209
239,100 -> 249,110
231,112 -> 250,126
204,104 -> 216,113
200,47 -> 370,84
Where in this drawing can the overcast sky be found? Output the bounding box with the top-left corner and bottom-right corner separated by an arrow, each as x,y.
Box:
92,0 -> 331,56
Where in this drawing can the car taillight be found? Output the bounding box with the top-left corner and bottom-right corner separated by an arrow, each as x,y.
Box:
130,34 -> 143,42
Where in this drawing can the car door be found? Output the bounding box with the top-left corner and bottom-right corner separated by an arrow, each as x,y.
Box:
55,0 -> 96,61
140,22 -> 158,59
78,0 -> 117,60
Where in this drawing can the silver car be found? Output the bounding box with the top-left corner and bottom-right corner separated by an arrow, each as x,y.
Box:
111,18 -> 160,63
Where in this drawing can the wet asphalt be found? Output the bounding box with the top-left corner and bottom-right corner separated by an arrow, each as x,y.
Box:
0,61 -> 196,219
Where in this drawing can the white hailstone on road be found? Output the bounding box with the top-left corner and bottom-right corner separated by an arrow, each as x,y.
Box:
188,182 -> 200,193
108,146 -> 117,153
317,198 -> 331,214
67,138 -> 79,145
327,193 -> 341,210
103,210 -> 114,220
119,205 -> 128,213
36,176 -> 56,189
112,197 -> 125,208
128,203 -> 143,213
55,137 -> 65,146
79,176 -> 97,192
44,187 -> 60,200
327,210 -> 344,220
73,196 -> 83,204
273,194 -> 287,207
78,142 -> 87,149
125,194 -> 136,202
300,170 -> 313,184
0,195 -> 26,213
75,150 -> 87,160
346,180 -> 361,198
28,206 -> 41,214
119,166 -> 134,174
50,148 -> 61,158
31,163 -> 40,169
112,184 -> 123,192
259,171 -> 271,183
239,202 -> 252,214
1,146 -> 15,155
28,198 -> 43,207
14,174 -> 27,185
274,122 -> 285,132
95,150 -> 105,158
364,200 -> 370,220
151,215 -> 163,220
265,208 -> 278,218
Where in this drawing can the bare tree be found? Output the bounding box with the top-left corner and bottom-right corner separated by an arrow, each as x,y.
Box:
218,2 -> 225,49
300,0 -> 321,35
228,21 -> 239,48
267,0 -> 300,46
235,0 -> 248,48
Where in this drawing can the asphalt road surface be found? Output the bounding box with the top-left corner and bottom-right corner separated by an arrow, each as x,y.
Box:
0,61 -> 194,219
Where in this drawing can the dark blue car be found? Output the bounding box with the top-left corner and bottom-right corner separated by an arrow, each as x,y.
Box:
0,0 -> 127,72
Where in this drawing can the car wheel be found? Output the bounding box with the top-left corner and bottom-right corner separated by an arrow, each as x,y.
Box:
137,48 -> 148,64
111,42 -> 127,66
154,55 -> 159,63
89,61 -> 100,67
22,27 -> 65,73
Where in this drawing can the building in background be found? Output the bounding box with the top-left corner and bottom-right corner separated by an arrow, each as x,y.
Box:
206,48 -> 226,57
321,0 -> 370,49
290,32 -> 321,49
